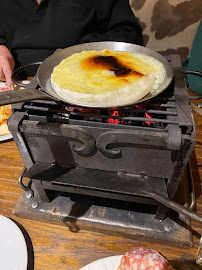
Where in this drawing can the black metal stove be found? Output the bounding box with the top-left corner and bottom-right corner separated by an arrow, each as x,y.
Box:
8,55 -> 198,247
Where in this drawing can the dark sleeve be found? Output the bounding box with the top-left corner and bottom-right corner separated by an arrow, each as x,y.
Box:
0,38 -> 6,45
81,0 -> 143,45
0,9 -> 7,45
0,24 -> 6,45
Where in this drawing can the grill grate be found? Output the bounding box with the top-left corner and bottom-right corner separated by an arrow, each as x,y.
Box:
13,83 -> 179,129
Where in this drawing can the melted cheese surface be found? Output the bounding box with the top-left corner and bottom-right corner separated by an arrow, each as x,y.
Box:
51,49 -> 158,95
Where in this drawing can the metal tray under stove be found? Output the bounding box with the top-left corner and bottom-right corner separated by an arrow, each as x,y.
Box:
14,163 -> 194,248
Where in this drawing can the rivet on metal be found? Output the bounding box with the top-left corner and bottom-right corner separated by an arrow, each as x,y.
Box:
25,191 -> 33,199
164,226 -> 172,233
32,202 -> 39,209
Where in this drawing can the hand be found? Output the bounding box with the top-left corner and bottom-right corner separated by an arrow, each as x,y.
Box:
0,45 -> 15,87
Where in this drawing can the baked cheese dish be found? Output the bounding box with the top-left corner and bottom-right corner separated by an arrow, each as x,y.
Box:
51,49 -> 166,107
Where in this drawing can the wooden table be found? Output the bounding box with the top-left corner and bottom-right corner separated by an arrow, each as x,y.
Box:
0,101 -> 202,270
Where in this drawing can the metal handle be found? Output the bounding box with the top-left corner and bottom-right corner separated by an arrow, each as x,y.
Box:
186,161 -> 196,210
143,190 -> 202,224
96,129 -> 181,158
184,69 -> 202,77
184,70 -> 202,101
0,88 -> 49,106
189,95 -> 202,100
11,62 -> 42,87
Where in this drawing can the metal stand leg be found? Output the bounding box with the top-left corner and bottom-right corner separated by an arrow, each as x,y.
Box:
154,136 -> 195,220
154,160 -> 196,221
32,180 -> 50,203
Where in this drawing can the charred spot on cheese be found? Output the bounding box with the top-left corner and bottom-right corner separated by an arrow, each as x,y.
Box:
81,55 -> 144,78
93,55 -> 133,77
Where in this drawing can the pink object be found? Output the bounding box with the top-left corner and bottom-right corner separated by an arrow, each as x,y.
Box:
0,87 -> 10,92
118,247 -> 175,270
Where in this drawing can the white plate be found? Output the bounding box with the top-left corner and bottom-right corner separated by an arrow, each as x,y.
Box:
0,215 -> 28,270
0,133 -> 13,142
80,255 -> 122,270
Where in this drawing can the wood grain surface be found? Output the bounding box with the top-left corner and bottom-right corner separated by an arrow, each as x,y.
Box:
0,99 -> 201,270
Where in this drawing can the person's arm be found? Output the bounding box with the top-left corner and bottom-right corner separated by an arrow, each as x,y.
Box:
81,0 -> 143,45
0,44 -> 15,87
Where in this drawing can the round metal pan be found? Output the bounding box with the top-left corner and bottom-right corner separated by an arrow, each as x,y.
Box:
37,41 -> 174,108
0,41 -> 173,108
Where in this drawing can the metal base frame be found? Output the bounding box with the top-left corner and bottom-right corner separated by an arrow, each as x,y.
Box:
14,174 -> 193,249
